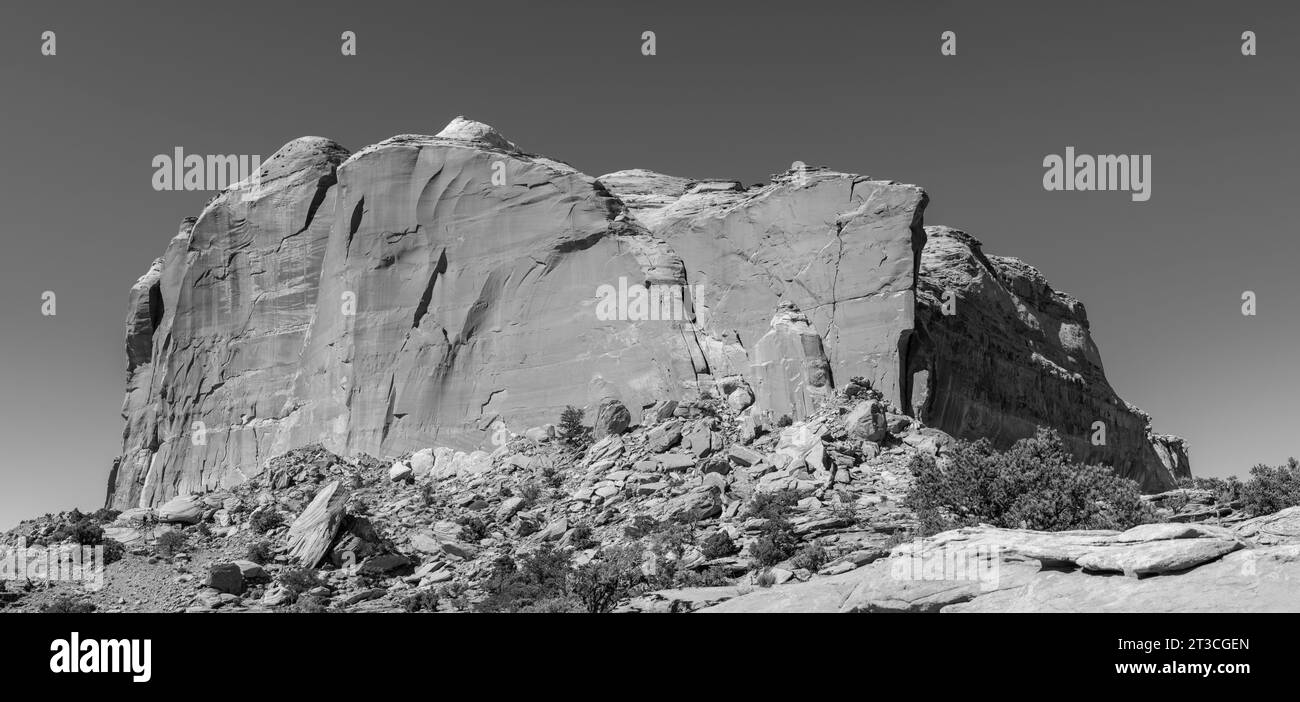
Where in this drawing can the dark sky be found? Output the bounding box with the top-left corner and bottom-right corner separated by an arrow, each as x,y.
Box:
1,0 -> 1296,528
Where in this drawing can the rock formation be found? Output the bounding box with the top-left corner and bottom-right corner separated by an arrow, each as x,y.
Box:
909,227 -> 1190,490
107,118 -> 1188,509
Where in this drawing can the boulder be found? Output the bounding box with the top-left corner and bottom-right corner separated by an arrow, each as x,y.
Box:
846,401 -> 888,442
157,495 -> 203,524
408,449 -> 436,478
232,560 -> 266,580
206,563 -> 244,595
524,424 -> 556,442
389,462 -> 414,483
592,397 -> 632,438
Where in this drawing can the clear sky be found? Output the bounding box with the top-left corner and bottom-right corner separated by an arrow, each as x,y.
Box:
1,0 -> 1296,528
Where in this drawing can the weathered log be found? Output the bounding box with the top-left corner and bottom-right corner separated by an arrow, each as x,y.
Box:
286,480 -> 349,568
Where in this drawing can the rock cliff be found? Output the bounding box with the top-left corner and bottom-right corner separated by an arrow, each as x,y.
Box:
107,118 -> 1187,508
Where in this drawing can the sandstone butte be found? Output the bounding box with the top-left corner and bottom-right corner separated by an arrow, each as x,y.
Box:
107,117 -> 1190,509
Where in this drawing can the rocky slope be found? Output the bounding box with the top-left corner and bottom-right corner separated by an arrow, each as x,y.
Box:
107,117 -> 1188,510
7,388 -> 1284,614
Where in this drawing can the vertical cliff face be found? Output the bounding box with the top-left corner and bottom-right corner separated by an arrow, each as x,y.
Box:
908,226 -> 1190,491
112,138 -> 350,508
109,119 -> 1187,508
280,124 -> 698,460
600,167 -> 927,410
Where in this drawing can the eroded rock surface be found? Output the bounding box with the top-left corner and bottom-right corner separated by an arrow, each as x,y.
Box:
909,226 -> 1190,491
108,120 -> 1186,509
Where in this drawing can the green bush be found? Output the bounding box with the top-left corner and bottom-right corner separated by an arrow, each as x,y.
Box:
1239,458 -> 1300,517
559,406 -> 591,449
40,596 -> 95,614
699,530 -> 739,559
518,481 -> 543,507
622,515 -> 661,540
70,520 -> 105,546
401,589 -> 440,613
250,509 -> 285,535
744,489 -> 801,520
674,566 -> 732,588
748,518 -> 800,567
905,428 -> 1154,534
457,515 -> 491,542
569,545 -> 644,613
246,541 -> 275,565
790,543 -> 829,572
91,508 -> 121,523
278,568 -> 324,601
519,596 -> 585,613
1183,475 -> 1243,504
477,547 -> 572,613
101,538 -> 125,566
568,524 -> 598,551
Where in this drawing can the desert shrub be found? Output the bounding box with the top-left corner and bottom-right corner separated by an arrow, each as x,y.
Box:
69,520 -> 105,546
790,543 -> 829,572
1184,475 -> 1242,504
905,428 -> 1154,534
477,546 -> 573,613
278,568 -> 324,600
518,481 -> 543,507
568,523 -> 598,551
40,596 -> 95,614
622,515 -> 661,540
433,582 -> 471,611
749,518 -> 800,567
755,569 -> 778,588
45,515 -> 106,546
419,483 -> 437,507
250,509 -> 285,535
744,489 -> 802,520
517,596 -> 585,612
457,515 -> 491,542
101,538 -> 125,566
699,530 -> 739,559
559,406 -> 591,449
154,530 -> 188,558
649,522 -> 695,558
401,589 -> 440,613
674,566 -> 732,588
829,499 -> 860,526
1239,458 -> 1300,517
569,545 -> 645,613
246,541 -> 275,565
91,508 -> 121,523
776,415 -> 794,428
